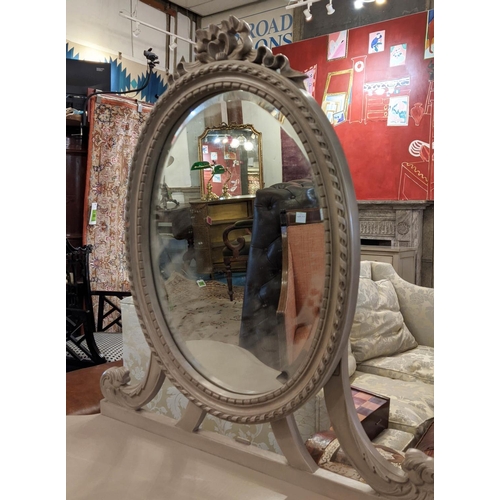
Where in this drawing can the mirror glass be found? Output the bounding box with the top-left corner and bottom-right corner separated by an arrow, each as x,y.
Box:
197,123 -> 262,200
150,90 -> 325,395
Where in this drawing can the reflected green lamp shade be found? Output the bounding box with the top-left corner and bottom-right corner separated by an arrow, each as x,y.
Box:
190,161 -> 225,174
212,165 -> 225,175
191,161 -> 211,170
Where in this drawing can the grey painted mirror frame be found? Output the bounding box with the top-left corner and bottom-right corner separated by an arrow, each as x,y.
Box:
101,16 -> 433,500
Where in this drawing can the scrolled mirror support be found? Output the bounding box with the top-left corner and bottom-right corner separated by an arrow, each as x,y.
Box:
324,351 -> 434,499
100,354 -> 166,410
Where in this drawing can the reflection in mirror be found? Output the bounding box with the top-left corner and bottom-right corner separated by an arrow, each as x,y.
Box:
150,90 -> 325,395
197,123 -> 263,199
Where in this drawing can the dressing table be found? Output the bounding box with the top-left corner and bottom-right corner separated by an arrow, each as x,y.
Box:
189,195 -> 254,275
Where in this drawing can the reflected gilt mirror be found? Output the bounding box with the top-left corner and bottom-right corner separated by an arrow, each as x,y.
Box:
197,123 -> 263,199
102,15 -> 433,500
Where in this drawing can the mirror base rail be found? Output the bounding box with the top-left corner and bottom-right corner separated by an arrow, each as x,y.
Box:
99,398 -> 385,500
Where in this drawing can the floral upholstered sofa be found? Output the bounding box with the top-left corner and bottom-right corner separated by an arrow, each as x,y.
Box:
120,260 -> 433,455
340,260 -> 434,450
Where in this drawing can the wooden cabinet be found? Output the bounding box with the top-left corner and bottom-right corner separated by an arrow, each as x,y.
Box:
190,196 -> 255,275
66,121 -> 88,248
360,246 -> 417,284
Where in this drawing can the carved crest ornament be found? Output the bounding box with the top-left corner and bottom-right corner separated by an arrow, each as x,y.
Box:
100,16 -> 434,500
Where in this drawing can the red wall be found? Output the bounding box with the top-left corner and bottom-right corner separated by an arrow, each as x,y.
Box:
274,11 -> 434,201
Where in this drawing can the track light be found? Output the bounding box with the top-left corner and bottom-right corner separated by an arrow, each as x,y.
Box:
132,21 -> 141,37
169,37 -> 177,51
303,2 -> 312,21
355,0 -> 385,8
286,0 -> 337,19
285,0 -> 322,13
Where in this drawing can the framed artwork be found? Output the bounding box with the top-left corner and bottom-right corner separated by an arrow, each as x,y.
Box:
321,69 -> 353,127
424,9 -> 434,59
304,64 -> 317,97
390,44 -> 407,67
387,95 -> 409,126
223,149 -> 237,160
327,30 -> 348,60
368,30 -> 385,54
322,93 -> 347,126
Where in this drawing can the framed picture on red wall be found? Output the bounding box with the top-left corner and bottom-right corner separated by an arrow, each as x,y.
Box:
327,30 -> 348,60
389,44 -> 407,67
368,30 -> 385,54
424,10 -> 434,59
387,96 -> 409,126
304,64 -> 317,97
322,69 -> 353,126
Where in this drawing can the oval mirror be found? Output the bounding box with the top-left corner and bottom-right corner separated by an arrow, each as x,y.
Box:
126,17 -> 360,423
152,90 -> 327,395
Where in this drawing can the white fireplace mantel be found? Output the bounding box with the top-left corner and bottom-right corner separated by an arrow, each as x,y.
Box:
357,201 -> 432,285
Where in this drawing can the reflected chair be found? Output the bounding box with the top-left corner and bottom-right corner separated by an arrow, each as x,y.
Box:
238,179 -> 319,371
222,219 -> 253,301
66,239 -> 125,367
276,208 -> 325,374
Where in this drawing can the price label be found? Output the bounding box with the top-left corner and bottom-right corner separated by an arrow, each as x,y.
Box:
295,212 -> 306,224
89,202 -> 97,225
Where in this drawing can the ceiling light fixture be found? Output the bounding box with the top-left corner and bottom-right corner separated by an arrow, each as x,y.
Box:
132,21 -> 141,37
354,0 -> 385,8
326,0 -> 335,15
285,0 -> 322,12
303,2 -> 313,21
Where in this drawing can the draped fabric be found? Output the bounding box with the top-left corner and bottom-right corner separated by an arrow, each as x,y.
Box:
84,95 -> 153,292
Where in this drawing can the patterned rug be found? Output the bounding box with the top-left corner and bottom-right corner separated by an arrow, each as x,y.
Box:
84,95 -> 153,294
163,272 -> 244,345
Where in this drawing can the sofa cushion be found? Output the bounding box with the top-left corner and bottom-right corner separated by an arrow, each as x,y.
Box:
347,340 -> 357,377
357,345 -> 434,385
359,260 -> 372,279
349,371 -> 434,439
372,428 -> 415,452
350,278 -> 418,363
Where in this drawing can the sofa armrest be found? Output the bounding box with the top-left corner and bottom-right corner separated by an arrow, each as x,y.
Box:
370,261 -> 434,347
